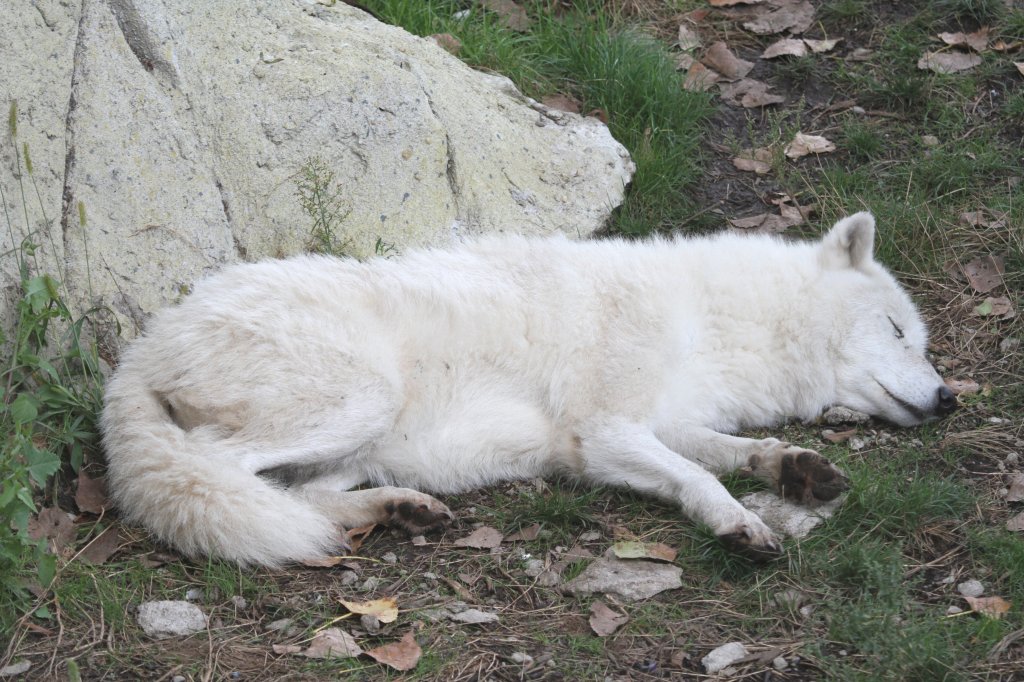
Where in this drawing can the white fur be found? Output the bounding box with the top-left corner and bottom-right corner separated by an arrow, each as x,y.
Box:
101,212 -> 949,566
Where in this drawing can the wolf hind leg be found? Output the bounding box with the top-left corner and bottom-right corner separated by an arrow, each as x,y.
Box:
297,473 -> 453,536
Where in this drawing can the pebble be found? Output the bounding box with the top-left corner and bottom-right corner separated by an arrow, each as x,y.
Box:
185,588 -> 203,602
999,337 -> 1020,353
821,406 -> 870,425
957,579 -> 984,598
137,601 -> 208,639
702,642 -> 748,674
1006,452 -> 1020,466
947,605 -> 964,615
579,530 -> 602,542
266,618 -> 294,633
848,436 -> 866,451
921,134 -> 940,147
510,652 -> 534,666
382,552 -> 398,564
172,676 -> 185,682
359,576 -> 380,592
773,656 -> 788,671
851,105 -> 866,115
523,559 -> 545,577
360,613 -> 381,634
339,571 -> 359,587
230,595 -> 247,609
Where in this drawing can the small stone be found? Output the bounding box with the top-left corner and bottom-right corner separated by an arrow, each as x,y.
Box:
339,571 -> 359,587
702,642 -> 748,674
422,572 -> 438,581
448,608 -> 499,624
848,436 -> 866,451
523,559 -> 545,577
411,535 -> 427,546
1000,337 -> 1020,353
799,605 -> 815,618
922,135 -> 939,147
579,531 -> 602,542
382,552 -> 398,564
266,618 -> 294,633
230,595 -> 247,609
510,652 -> 534,666
185,588 -> 203,602
850,105 -> 866,115
839,649 -> 848,656
773,588 -> 805,609
1007,452 -> 1020,466
360,613 -> 381,634
822,406 -> 871,425
0,661 -> 32,677
958,579 -> 984,598
137,601 -> 208,639
172,676 -> 185,682
773,656 -> 788,671
359,576 -> 380,592
947,605 -> 964,615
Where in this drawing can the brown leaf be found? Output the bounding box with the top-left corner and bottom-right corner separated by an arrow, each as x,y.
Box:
27,508 -> 75,553
918,51 -> 982,74
733,147 -> 773,174
702,42 -> 754,80
80,526 -> 123,565
454,526 -> 504,549
822,428 -> 857,443
762,38 -> 807,59
785,132 -> 836,159
972,296 -> 1015,319
587,108 -> 609,124
1015,62 -> 1024,77
804,38 -> 841,53
964,595 -> 1012,619
938,28 -> 989,53
743,1 -> 815,35
962,255 -> 1005,293
678,25 -> 702,51
589,600 -> 629,637
1005,473 -> 1024,503
303,628 -> 363,659
728,213 -> 798,233
339,597 -> 399,623
1007,511 -> 1024,532
75,470 -> 108,514
709,0 -> 765,4
504,523 -> 542,542
719,78 -> 785,108
944,378 -> 980,395
429,33 -> 462,55
476,0 -> 530,32
364,631 -> 422,671
272,644 -> 303,655
346,523 -> 377,554
959,210 -> 1008,229
541,94 -> 580,114
683,62 -> 721,92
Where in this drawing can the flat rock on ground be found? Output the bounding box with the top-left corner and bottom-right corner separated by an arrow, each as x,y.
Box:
561,556 -> 683,601
740,491 -> 845,539
137,600 -> 208,639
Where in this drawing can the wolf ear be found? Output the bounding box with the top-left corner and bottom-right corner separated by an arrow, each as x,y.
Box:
819,212 -> 876,270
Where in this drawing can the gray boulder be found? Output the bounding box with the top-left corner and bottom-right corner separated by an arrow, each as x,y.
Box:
2,0 -> 634,343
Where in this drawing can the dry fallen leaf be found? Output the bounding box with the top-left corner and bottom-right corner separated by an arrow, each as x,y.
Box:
454,525 -> 504,549
959,210 -> 1008,229
804,38 -> 841,53
785,132 -> 836,159
709,0 -> 765,6
762,38 -> 807,59
541,93 -> 581,114
678,25 -> 702,51
720,78 -> 785,107
1008,511 -> 1024,532
944,378 -> 980,395
962,255 -> 1005,293
743,1 -> 815,35
972,296 -> 1015,319
27,507 -> 76,554
429,33 -> 462,55
303,628 -> 363,659
504,523 -> 542,542
80,526 -> 123,565
702,42 -> 754,80
822,428 -> 857,443
683,62 -> 721,91
346,523 -> 377,554
339,597 -> 399,624
918,51 -> 982,74
938,28 -> 989,53
732,147 -> 773,174
964,595 -> 1012,619
1015,62 -> 1024,77
611,541 -> 678,563
476,0 -> 530,32
272,644 -> 303,655
1005,473 -> 1024,503
75,470 -> 108,514
364,631 -> 422,671
589,600 -> 629,637
728,213 -> 798,233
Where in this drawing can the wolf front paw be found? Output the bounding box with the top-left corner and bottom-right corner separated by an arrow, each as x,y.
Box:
383,493 -> 454,535
747,442 -> 849,506
716,520 -> 783,562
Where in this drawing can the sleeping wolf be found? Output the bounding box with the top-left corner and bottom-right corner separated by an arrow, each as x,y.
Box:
101,213 -> 956,565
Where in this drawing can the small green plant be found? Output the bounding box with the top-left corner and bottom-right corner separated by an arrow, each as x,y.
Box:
841,119 -> 885,161
2,101 -> 104,632
295,156 -> 352,256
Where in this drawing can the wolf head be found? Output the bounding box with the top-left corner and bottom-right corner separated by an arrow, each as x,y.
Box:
819,213 -> 956,427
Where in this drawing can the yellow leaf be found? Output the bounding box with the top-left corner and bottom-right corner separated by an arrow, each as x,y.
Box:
339,597 -> 399,623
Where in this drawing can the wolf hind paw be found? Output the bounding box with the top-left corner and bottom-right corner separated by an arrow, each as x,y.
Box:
747,443 -> 849,506
716,522 -> 783,562
384,495 -> 454,535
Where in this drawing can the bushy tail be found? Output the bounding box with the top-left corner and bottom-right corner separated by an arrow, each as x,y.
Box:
101,369 -> 341,567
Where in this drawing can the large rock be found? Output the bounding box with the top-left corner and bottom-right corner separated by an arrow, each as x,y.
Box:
2,0 -> 634,343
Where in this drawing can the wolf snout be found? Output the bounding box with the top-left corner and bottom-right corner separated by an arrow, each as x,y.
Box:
935,385 -> 957,417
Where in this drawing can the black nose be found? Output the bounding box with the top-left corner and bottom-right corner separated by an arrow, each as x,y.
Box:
937,385 -> 957,417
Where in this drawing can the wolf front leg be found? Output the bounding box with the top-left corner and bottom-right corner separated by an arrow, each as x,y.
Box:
576,419 -> 782,560
658,426 -> 849,506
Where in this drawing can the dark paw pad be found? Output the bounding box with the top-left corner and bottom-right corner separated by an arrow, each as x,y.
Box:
384,500 -> 453,535
779,451 -> 850,505
717,529 -> 783,563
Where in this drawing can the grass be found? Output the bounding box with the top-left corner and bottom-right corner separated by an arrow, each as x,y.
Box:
4,0 -> 1024,679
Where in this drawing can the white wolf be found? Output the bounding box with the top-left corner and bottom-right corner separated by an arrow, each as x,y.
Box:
101,212 -> 956,566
